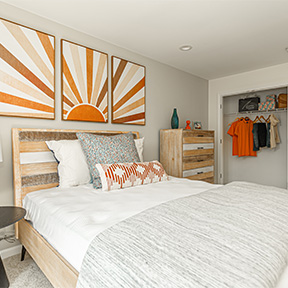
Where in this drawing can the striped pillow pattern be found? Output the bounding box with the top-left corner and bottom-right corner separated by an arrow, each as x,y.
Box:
96,161 -> 169,191
77,132 -> 140,189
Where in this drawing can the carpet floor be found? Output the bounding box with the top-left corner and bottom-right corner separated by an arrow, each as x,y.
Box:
3,254 -> 53,288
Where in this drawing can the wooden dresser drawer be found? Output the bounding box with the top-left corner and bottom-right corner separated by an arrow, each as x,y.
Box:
183,136 -> 214,144
183,154 -> 214,170
183,143 -> 214,157
183,130 -> 214,144
183,166 -> 213,177
183,130 -> 214,138
183,148 -> 214,157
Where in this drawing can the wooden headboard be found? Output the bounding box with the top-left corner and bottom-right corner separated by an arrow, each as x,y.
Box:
12,128 -> 140,209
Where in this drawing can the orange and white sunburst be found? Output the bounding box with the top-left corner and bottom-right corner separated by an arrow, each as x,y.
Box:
112,56 -> 145,125
61,40 -> 108,122
0,18 -> 55,119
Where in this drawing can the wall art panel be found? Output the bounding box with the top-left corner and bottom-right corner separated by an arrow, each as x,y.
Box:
0,18 -> 55,119
61,40 -> 108,122
112,56 -> 145,125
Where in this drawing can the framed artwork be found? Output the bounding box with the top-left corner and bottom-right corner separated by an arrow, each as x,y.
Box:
61,40 -> 108,122
0,18 -> 55,119
194,121 -> 202,129
111,56 -> 145,125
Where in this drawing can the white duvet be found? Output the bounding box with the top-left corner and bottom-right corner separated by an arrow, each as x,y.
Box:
23,178 -> 219,272
23,178 -> 288,287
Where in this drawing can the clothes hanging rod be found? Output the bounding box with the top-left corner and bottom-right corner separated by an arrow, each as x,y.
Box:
224,108 -> 287,116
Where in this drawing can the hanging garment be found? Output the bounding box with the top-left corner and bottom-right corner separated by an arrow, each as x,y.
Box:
252,123 -> 259,151
266,122 -> 271,148
270,114 -> 280,148
227,119 -> 240,156
235,118 -> 257,157
258,123 -> 267,148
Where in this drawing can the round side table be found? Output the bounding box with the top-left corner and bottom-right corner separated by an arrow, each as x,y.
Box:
0,206 -> 26,288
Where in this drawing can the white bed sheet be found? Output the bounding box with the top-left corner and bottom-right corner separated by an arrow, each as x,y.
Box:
23,177 -> 288,287
23,177 -> 219,272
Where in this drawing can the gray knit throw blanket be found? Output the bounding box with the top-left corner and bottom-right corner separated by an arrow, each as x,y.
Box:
77,182 -> 288,288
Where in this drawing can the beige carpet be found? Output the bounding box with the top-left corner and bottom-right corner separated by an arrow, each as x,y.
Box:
3,254 -> 53,288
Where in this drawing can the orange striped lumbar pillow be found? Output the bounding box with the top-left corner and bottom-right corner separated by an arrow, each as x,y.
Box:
96,161 -> 169,191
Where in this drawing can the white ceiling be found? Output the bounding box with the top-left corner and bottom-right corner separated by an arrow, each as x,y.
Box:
1,0 -> 288,80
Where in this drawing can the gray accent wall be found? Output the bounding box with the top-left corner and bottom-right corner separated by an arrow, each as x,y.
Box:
0,2 -> 208,207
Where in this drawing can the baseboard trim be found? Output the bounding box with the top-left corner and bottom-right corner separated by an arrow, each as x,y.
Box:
0,244 -> 22,259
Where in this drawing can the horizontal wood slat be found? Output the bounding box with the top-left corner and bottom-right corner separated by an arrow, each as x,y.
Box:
19,129 -> 139,142
185,171 -> 214,181
183,159 -> 214,170
22,183 -> 58,197
183,137 -> 214,144
183,154 -> 213,163
21,173 -> 59,187
183,130 -> 214,138
183,149 -> 214,157
21,162 -> 58,177
20,141 -> 50,153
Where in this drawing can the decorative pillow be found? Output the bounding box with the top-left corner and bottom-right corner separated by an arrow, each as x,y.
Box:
46,140 -> 91,188
134,137 -> 144,162
77,132 -> 140,189
96,161 -> 169,191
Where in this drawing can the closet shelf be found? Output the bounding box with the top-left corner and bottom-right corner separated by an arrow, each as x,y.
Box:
224,108 -> 287,116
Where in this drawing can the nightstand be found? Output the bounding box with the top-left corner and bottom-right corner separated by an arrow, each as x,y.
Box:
0,206 -> 26,288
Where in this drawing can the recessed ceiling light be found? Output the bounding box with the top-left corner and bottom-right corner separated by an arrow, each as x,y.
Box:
179,45 -> 192,51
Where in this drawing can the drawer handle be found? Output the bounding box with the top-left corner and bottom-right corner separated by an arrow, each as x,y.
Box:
198,135 -> 204,137
197,172 -> 204,174
197,147 -> 204,150
197,159 -> 204,162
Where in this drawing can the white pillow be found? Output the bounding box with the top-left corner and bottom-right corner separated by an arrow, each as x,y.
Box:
46,140 -> 91,188
134,137 -> 144,162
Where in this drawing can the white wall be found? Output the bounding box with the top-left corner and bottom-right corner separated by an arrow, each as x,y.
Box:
0,2 -> 208,208
208,62 -> 288,183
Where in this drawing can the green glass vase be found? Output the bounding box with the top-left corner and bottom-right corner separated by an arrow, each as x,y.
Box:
171,108 -> 179,129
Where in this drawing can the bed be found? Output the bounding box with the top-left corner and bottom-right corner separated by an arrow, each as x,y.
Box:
12,128 -> 288,288
12,128 -> 141,287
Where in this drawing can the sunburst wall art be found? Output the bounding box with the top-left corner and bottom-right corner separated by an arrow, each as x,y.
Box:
61,40 -> 108,122
0,18 -> 55,119
112,56 -> 145,125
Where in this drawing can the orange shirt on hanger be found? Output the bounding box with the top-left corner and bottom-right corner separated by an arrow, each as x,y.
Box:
235,118 -> 257,157
227,120 -> 240,156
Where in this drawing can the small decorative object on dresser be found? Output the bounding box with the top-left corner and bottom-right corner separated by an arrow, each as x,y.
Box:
194,121 -> 202,129
171,108 -> 179,129
185,120 -> 191,130
160,129 -> 214,183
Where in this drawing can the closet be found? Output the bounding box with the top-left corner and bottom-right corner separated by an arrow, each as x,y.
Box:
222,86 -> 288,189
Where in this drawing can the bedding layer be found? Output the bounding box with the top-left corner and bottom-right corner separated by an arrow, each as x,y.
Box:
77,181 -> 288,288
23,177 -> 219,271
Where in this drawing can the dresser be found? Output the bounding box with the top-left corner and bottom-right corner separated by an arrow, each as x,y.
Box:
160,129 -> 214,183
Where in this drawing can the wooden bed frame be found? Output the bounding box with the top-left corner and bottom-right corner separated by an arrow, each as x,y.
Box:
12,128 -> 139,288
